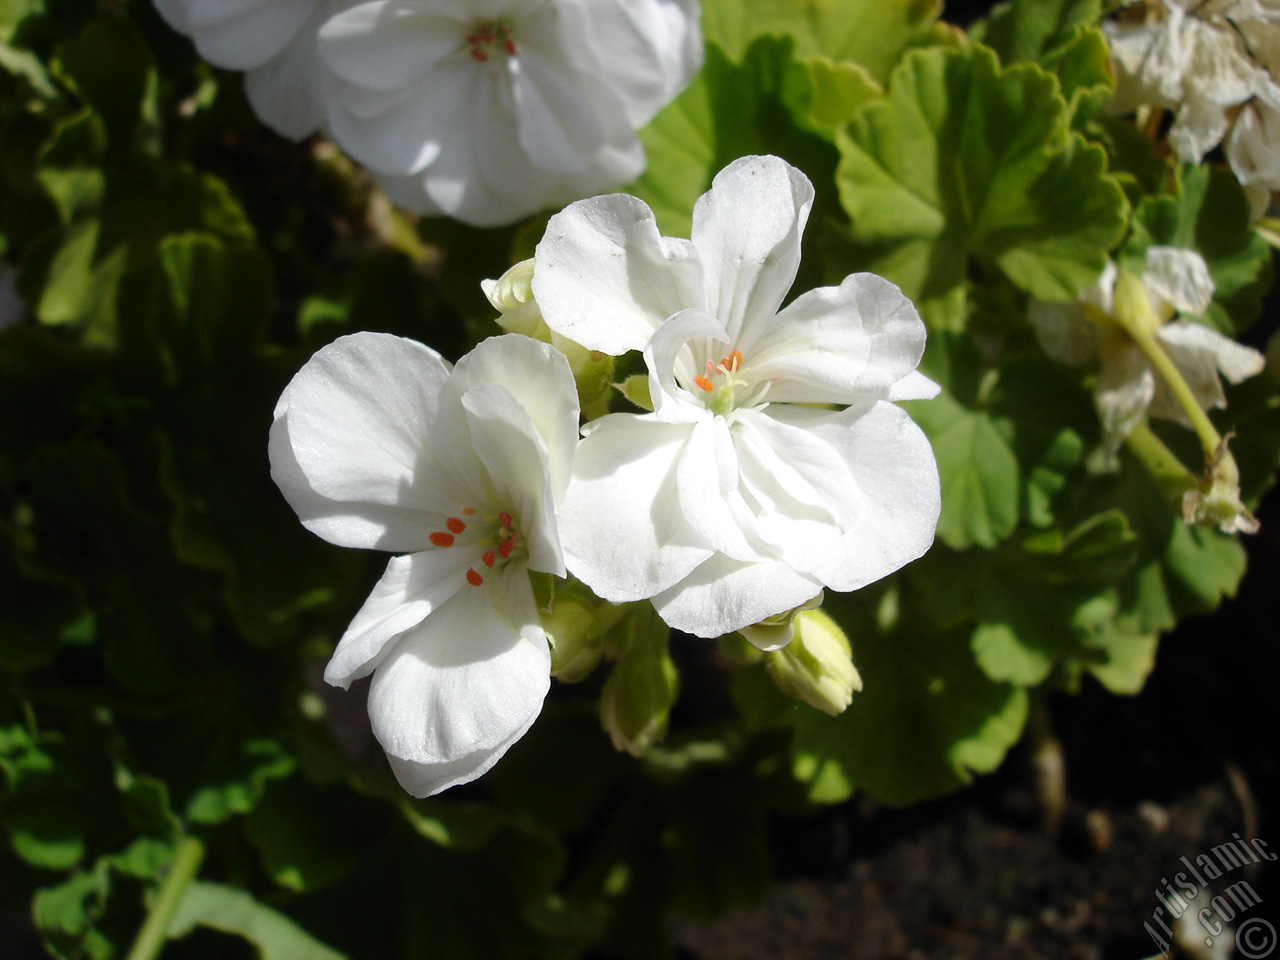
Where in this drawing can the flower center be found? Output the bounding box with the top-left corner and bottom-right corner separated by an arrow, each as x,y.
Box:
465,18 -> 517,62
427,506 -> 525,587
692,349 -> 769,416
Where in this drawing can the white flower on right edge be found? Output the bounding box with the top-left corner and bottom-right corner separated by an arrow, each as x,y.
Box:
1104,0 -> 1280,216
1029,246 -> 1265,455
533,155 -> 941,642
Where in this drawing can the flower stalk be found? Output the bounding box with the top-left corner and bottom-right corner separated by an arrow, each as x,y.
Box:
125,835 -> 205,960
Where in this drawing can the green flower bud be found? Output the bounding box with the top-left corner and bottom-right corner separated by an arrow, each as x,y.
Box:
544,593 -> 604,683
765,609 -> 862,716
738,592 -> 823,651
482,259 -> 614,415
599,611 -> 678,756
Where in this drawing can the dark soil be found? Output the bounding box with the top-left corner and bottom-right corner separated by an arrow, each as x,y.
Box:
670,492 -> 1280,960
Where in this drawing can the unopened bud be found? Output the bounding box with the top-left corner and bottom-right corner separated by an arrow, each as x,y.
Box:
482,259 -> 614,412
765,609 -> 861,716
600,613 -> 677,756
544,594 -> 604,682
738,593 -> 823,651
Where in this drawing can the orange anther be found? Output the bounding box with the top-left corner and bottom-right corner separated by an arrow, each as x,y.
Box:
727,350 -> 743,371
461,506 -> 476,516
504,39 -> 517,55
466,568 -> 484,587
429,532 -> 455,547
498,512 -> 514,528
482,550 -> 496,568
498,538 -> 514,559
446,517 -> 466,534
694,375 -> 714,392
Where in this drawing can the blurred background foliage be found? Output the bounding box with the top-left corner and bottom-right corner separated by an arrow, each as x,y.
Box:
1,0 -> 1277,957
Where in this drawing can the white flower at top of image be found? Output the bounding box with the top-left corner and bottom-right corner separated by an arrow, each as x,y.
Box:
1104,0 -> 1280,214
532,155 -> 941,641
1028,246 -> 1265,454
316,0 -> 702,226
268,332 -> 579,796
153,0 -> 340,139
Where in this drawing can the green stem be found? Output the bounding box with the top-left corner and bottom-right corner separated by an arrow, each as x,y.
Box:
1125,423 -> 1198,508
1256,216 -> 1280,250
125,835 -> 204,960
1111,270 -> 1222,461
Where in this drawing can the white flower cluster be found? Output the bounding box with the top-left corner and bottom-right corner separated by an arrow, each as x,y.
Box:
155,0 -> 702,225
1105,0 -> 1280,215
1029,246 -> 1265,455
269,156 -> 941,797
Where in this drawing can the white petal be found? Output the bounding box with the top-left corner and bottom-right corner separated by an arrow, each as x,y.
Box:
459,384 -> 564,577
367,564 -> 549,797
1226,83 -> 1280,190
729,408 -> 854,570
577,0 -> 702,127
887,370 -> 943,401
1143,246 -> 1216,315
318,1 -> 459,91
1154,321 -> 1264,420
776,402 -> 940,592
1095,343 -> 1157,444
184,0 -> 318,70
690,156 -> 813,343
324,550 -> 473,689
1028,300 -> 1101,367
740,272 -> 928,405
450,335 -> 579,503
243,3 -> 329,140
651,553 -> 822,639
534,193 -> 704,355
268,332 -> 463,551
560,414 -> 712,602
1169,92 -> 1230,162
511,50 -> 603,176
326,60 -> 470,175
674,416 -> 769,562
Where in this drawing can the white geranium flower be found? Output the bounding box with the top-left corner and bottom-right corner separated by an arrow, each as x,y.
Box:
1104,0 -> 1280,212
533,155 -> 941,640
317,0 -> 702,226
154,0 -> 339,139
269,332 -> 579,796
1029,246 -> 1265,452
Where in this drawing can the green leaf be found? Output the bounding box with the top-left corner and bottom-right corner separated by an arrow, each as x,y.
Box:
50,17 -> 158,157
244,779 -> 374,893
905,389 -> 1020,549
184,739 -> 295,825
778,55 -> 883,141
1086,451 -> 1247,634
168,882 -> 349,960
835,45 -> 1127,323
736,593 -> 1029,806
700,0 -> 938,83
971,0 -> 1100,65
631,38 -> 840,245
118,231 -> 273,382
